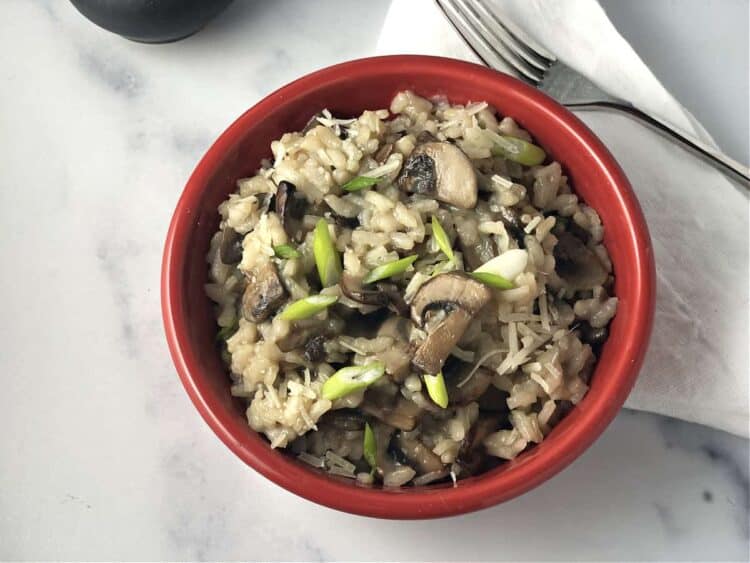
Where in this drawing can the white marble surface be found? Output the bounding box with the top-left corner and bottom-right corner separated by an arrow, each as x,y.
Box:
0,1 -> 747,560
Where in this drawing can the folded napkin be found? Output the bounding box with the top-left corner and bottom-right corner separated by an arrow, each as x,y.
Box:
377,0 -> 749,437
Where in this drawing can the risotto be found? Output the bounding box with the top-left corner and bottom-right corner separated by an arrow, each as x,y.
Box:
205,91 -> 617,487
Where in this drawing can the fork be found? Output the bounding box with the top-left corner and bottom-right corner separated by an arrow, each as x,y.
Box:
436,0 -> 750,186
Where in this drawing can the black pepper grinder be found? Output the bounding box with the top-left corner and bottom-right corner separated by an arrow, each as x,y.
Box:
69,0 -> 235,43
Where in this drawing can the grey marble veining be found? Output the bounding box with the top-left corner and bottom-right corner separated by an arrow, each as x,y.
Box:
0,0 -> 747,560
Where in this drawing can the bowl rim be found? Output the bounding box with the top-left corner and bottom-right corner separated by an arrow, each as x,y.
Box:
161,55 -> 656,519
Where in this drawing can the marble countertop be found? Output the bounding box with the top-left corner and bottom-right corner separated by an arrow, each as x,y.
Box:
1,1 -> 747,560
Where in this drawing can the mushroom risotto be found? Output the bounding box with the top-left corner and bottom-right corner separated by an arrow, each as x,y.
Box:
205,91 -> 617,487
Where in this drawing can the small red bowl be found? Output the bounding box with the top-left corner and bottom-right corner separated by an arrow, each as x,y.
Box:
162,55 -> 655,519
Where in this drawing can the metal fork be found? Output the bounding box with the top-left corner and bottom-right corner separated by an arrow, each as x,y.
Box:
436,0 -> 750,186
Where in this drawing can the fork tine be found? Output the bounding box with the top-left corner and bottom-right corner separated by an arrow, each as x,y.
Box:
438,0 -> 542,83
436,0 -> 524,81
482,2 -> 557,64
451,0 -> 544,82
473,0 -> 553,70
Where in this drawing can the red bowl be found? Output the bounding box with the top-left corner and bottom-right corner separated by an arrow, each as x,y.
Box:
161,55 -> 655,519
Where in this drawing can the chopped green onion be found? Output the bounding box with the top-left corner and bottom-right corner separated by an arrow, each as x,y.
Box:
342,176 -> 379,192
363,422 -> 377,471
216,319 -> 239,341
431,216 -> 454,262
470,271 -> 514,289
313,218 -> 342,287
491,135 -> 546,166
321,361 -> 385,401
278,294 -> 338,321
423,372 -> 449,408
473,249 -> 527,283
362,255 -> 418,285
274,244 -> 301,259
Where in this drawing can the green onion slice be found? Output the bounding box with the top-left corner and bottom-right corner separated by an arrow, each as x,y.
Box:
313,218 -> 342,287
362,255 -> 418,285
363,422 -> 377,471
470,271 -> 514,290
490,135 -> 546,166
423,371 -> 449,408
278,294 -> 338,321
431,216 -> 454,261
342,176 -> 379,192
321,361 -> 385,401
274,244 -> 301,259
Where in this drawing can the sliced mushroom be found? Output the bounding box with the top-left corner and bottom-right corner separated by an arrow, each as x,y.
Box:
553,232 -> 607,290
477,385 -> 510,413
446,364 -> 494,405
393,433 -> 444,474
340,272 -> 409,317
361,396 -> 422,431
374,142 -> 393,164
275,316 -> 344,352
219,226 -> 242,264
410,272 -> 491,325
578,321 -> 608,347
410,273 -> 491,375
497,206 -> 526,247
373,423 -> 415,484
398,142 -> 478,209
322,409 -> 366,431
375,317 -> 413,382
275,181 -> 306,242
303,335 -> 327,363
456,415 -> 500,475
412,309 -> 473,375
241,261 -> 287,323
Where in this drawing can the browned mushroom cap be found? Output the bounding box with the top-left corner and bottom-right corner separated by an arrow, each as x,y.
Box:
398,142 -> 478,209
446,364 -> 494,405
219,226 -> 242,264
410,273 -> 491,375
411,272 -> 491,325
553,232 -> 607,290
375,317 -> 413,382
393,433 -> 444,474
241,261 -> 288,323
340,272 -> 409,317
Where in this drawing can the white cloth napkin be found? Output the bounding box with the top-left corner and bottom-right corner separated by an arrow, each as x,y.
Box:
377,0 -> 749,437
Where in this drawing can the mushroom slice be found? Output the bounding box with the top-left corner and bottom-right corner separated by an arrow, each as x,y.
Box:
375,317 -> 413,382
497,206 -> 526,247
303,335 -> 327,363
393,433 -> 445,475
410,272 -> 491,324
219,226 -> 242,264
241,261 -> 288,322
361,396 -> 422,432
553,232 -> 607,290
410,273 -> 491,375
398,142 -> 478,209
340,272 -> 408,316
456,414 -> 500,475
446,363 -> 494,405
275,181 -> 306,242
412,309 -> 473,375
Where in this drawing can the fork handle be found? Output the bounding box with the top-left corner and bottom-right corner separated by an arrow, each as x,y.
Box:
566,101 -> 750,187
